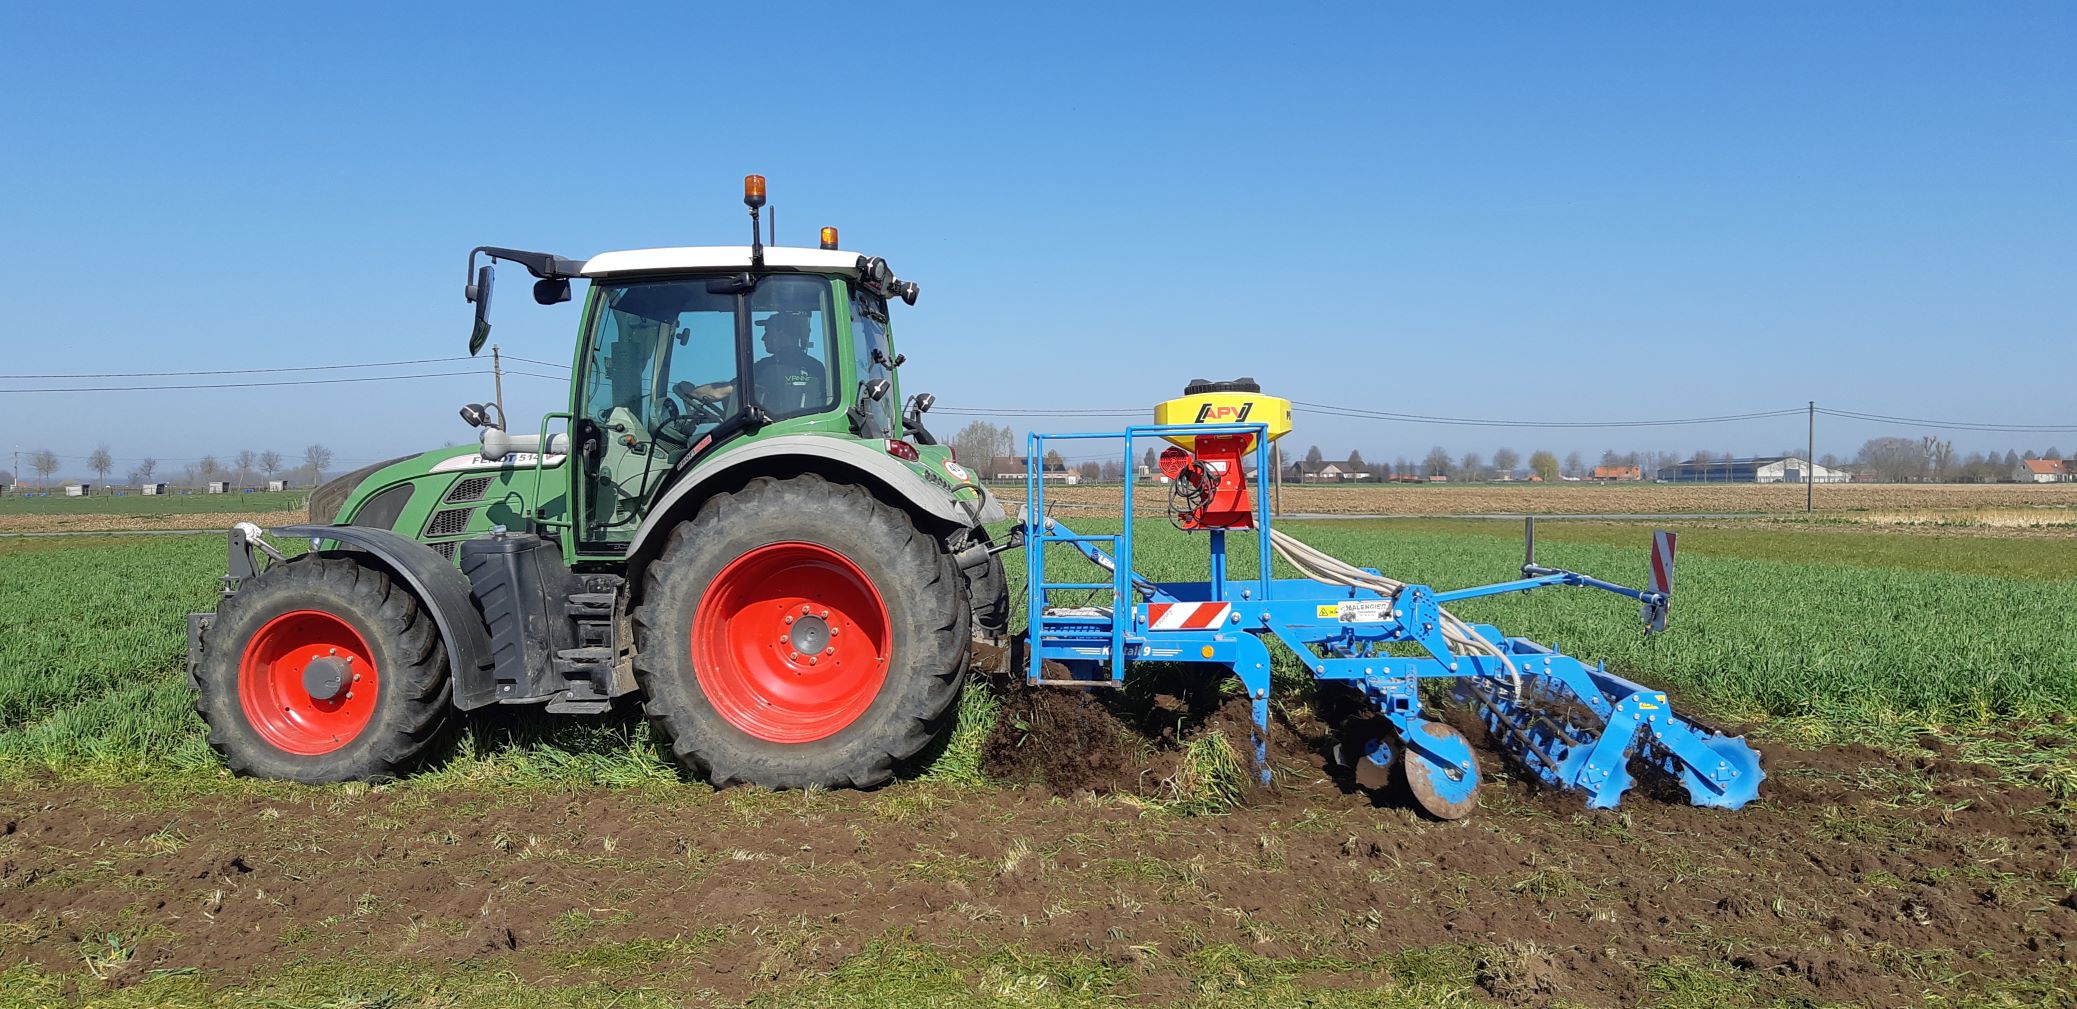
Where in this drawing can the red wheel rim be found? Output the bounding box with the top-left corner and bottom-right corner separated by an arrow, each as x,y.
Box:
238,609 -> 380,755
693,542 -> 891,743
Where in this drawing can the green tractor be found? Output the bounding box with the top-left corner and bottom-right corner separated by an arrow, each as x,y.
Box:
188,177 -> 1009,788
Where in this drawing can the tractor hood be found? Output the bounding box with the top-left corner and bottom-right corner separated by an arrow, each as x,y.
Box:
313,443 -> 569,534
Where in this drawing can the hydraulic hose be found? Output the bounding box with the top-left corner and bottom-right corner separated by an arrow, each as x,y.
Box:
1265,528 -> 1523,694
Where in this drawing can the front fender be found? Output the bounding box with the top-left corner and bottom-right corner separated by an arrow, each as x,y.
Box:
625,435 -> 998,563
272,524 -> 499,710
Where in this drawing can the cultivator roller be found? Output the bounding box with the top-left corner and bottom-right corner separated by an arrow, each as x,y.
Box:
1015,380 -> 1763,817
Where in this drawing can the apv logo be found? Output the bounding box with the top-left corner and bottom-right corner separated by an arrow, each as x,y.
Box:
1194,402 -> 1254,423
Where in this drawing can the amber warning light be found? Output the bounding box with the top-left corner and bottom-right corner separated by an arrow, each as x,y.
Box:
743,174 -> 767,208
820,227 -> 839,250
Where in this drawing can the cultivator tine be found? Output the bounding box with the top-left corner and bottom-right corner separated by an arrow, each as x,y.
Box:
1464,648 -> 1763,809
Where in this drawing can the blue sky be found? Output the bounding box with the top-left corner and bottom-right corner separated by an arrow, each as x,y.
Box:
2,3 -> 2071,480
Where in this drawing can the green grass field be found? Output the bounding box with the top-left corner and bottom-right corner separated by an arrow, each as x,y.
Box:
0,489 -> 308,517
3,520 -> 2070,779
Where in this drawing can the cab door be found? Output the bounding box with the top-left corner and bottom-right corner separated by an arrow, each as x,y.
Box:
572,281 -> 738,553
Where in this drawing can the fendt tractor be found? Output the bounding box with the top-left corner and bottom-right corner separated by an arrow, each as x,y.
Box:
189,176 -> 1009,788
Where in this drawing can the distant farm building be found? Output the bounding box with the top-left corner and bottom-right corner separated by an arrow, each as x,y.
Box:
206,481 -> 229,494
140,483 -> 169,495
1591,465 -> 1643,481
267,479 -> 289,492
986,456 -> 1079,484
64,484 -> 91,497
1656,456 -> 1847,484
2022,459 -> 2073,483
1288,460 -> 1371,483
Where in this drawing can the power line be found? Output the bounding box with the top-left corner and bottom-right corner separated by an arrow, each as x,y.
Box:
933,402 -> 1810,428
5,350 -> 2068,437
1292,401 -> 1808,429
0,356 -> 473,380
501,354 -> 570,371
932,406 -> 1144,417
0,371 -> 487,394
1815,407 -> 2077,434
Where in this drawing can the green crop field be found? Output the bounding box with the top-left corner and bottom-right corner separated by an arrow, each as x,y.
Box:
0,489 -> 308,517
3,520 -> 2071,779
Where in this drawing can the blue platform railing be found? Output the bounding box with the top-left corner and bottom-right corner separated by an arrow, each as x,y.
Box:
1024,423 -> 1272,685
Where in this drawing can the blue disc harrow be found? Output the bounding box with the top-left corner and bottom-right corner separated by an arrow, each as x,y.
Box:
1014,422 -> 1762,817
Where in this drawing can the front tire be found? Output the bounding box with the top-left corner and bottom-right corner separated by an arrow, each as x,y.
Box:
634,474 -> 970,788
194,554 -> 452,783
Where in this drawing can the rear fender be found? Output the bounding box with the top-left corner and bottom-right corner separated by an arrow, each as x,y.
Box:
271,524 -> 499,710
624,435 -> 1001,568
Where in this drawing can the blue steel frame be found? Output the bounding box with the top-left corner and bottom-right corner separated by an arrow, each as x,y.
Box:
1019,425 -> 1763,811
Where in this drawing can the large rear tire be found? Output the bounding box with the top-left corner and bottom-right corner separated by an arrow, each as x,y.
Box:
193,554 -> 452,783
633,474 -> 970,788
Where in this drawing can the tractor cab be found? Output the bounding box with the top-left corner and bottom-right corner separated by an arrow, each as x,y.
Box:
457,176 -> 943,560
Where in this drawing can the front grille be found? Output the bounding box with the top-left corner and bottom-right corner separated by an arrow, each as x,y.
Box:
429,540 -> 459,560
425,506 -> 475,538
445,476 -> 492,504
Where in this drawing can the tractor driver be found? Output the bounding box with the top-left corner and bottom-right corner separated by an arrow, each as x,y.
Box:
681,312 -> 827,416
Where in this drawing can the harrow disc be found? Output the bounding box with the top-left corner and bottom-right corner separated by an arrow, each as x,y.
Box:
1676,734 -> 1765,810
1402,720 -> 1480,820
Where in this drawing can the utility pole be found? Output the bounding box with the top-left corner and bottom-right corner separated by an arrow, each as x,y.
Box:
491,344 -> 507,422
1806,400 -> 1816,513
1272,443 -> 1283,516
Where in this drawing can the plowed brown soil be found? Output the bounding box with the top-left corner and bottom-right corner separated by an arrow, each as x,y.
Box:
0,509 -> 303,534
3,708 -> 2069,1006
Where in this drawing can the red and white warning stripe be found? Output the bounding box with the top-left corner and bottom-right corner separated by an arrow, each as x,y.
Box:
1647,530 -> 1677,597
1146,602 -> 1231,631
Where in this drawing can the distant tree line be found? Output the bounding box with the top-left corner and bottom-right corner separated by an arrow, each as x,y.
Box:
1278,439 -> 2064,484
4,444 -> 337,492
932,416 -> 2065,487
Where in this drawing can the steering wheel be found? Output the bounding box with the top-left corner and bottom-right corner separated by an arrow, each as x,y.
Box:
652,395 -> 698,448
672,381 -> 729,425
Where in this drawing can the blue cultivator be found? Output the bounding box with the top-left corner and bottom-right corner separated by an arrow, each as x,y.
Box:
1013,383 -> 1762,818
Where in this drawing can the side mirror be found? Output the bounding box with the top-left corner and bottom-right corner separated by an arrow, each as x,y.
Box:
533,277 -> 571,305
467,264 -> 494,356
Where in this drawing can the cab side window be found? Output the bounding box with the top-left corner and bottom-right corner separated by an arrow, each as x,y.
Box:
850,292 -> 894,436
747,276 -> 834,419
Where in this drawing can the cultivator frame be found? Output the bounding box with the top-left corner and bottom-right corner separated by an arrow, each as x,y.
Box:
1015,422 -> 1762,816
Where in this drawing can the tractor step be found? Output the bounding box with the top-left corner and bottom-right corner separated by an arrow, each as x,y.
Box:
565,592 -> 615,619
544,695 -> 613,714
553,646 -> 613,670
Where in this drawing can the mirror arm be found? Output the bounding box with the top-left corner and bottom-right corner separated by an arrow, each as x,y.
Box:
468,246 -> 584,294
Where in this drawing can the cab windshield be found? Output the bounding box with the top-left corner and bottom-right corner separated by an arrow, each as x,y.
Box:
575,273 -> 836,545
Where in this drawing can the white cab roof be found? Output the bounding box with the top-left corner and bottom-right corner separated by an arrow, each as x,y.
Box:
580,246 -> 863,278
